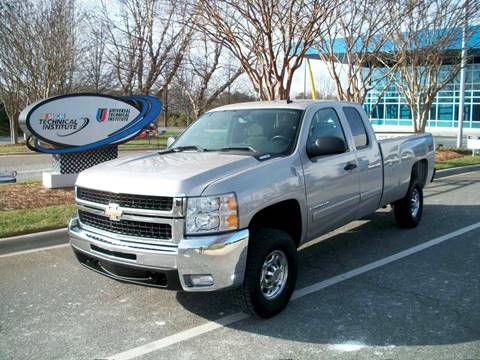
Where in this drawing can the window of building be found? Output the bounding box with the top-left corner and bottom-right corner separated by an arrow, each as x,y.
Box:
438,104 -> 453,121
400,105 -> 411,120
342,107 -> 369,149
385,104 -> 398,120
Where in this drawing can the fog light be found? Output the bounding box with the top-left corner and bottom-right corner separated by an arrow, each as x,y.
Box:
186,274 -> 214,287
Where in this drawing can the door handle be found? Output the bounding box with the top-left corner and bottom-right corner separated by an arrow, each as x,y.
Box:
344,162 -> 357,171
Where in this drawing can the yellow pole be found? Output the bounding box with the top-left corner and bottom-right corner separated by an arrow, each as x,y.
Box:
306,59 -> 317,100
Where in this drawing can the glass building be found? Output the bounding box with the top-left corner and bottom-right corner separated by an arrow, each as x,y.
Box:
304,25 -> 480,134
363,63 -> 480,130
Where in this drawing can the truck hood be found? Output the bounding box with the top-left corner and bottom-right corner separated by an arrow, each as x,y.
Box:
76,151 -> 259,197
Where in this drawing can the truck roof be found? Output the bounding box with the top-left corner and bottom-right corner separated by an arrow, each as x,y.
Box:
208,100 -> 361,112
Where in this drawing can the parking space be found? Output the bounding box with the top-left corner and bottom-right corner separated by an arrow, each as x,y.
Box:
1,171 -> 479,359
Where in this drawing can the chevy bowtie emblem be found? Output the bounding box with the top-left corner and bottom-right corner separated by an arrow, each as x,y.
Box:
105,203 -> 122,221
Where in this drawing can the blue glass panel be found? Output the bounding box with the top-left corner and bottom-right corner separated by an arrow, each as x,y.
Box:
399,105 -> 411,119
438,97 -> 453,103
385,120 -> 398,125
399,120 -> 412,126
372,104 -> 384,119
437,121 -> 454,127
385,104 -> 398,119
438,104 -> 453,120
472,105 -> 480,122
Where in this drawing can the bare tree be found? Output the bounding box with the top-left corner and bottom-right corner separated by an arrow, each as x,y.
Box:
0,0 -> 78,143
315,0 -> 399,105
177,35 -> 243,119
199,0 -> 335,100
381,0 -> 478,133
101,0 -> 198,97
77,20 -> 111,93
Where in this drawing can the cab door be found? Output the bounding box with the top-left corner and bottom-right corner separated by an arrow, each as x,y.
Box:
341,106 -> 383,218
301,106 -> 361,240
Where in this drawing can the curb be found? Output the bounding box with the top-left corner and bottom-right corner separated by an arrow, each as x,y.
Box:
0,228 -> 68,255
0,163 -> 478,256
434,164 -> 480,179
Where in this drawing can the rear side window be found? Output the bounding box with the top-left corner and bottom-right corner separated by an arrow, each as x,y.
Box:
343,107 -> 369,149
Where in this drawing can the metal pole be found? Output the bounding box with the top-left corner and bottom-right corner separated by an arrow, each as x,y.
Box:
456,0 -> 469,148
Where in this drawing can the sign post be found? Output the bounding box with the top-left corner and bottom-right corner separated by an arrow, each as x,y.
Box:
19,94 -> 161,188
467,136 -> 480,157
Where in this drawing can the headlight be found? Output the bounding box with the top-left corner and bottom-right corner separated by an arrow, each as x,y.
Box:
185,193 -> 238,235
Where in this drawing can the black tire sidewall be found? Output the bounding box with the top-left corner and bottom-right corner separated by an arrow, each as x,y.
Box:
246,229 -> 297,318
395,181 -> 423,228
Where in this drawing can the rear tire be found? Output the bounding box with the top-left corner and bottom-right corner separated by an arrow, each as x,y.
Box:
234,228 -> 297,318
394,181 -> 423,228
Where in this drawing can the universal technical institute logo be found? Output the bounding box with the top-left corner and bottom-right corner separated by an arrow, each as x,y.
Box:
96,108 -> 108,122
96,108 -> 131,123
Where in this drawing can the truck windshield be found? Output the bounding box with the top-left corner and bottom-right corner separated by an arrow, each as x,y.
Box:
172,109 -> 303,155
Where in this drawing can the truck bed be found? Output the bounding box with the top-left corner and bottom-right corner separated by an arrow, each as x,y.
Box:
378,133 -> 435,206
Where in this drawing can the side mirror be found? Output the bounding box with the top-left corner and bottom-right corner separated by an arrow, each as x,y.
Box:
306,136 -> 347,158
166,136 -> 176,148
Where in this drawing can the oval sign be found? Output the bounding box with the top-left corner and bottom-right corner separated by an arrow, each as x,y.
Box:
19,94 -> 161,154
21,94 -> 141,147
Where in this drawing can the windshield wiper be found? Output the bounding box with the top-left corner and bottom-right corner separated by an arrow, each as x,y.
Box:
172,145 -> 204,152
219,146 -> 257,152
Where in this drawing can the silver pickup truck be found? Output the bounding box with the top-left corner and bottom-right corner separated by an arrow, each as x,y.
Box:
69,100 -> 435,318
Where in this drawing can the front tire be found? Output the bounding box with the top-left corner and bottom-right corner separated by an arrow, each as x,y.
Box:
234,228 -> 297,318
394,181 -> 423,228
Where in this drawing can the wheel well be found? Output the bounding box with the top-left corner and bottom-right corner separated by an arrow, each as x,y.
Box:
248,199 -> 302,247
411,159 -> 428,188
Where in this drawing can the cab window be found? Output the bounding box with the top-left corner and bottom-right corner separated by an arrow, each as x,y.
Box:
307,108 -> 348,152
342,107 -> 369,149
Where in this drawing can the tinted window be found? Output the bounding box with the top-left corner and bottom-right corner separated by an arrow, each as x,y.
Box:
307,108 -> 347,150
343,107 -> 369,149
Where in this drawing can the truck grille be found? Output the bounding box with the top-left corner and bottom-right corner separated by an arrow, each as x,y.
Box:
76,187 -> 173,211
78,210 -> 172,240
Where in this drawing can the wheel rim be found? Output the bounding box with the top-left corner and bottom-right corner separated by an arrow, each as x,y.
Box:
410,187 -> 420,218
260,250 -> 289,300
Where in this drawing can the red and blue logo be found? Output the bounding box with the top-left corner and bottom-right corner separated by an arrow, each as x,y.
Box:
96,108 -> 108,122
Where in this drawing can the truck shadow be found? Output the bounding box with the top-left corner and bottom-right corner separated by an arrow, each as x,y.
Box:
176,203 -> 480,348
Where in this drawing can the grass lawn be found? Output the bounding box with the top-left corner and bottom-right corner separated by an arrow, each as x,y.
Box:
0,204 -> 75,238
0,144 -> 30,154
435,155 -> 480,170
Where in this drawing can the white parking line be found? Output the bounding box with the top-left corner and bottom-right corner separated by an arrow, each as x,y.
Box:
107,221 -> 480,360
0,243 -> 69,258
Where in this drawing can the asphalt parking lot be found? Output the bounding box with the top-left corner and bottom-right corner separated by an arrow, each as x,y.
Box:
1,171 -> 479,360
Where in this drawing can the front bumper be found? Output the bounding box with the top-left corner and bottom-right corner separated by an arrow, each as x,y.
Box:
68,216 -> 249,292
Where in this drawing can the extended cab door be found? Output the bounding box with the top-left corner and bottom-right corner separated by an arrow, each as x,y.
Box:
301,106 -> 360,240
341,106 -> 383,218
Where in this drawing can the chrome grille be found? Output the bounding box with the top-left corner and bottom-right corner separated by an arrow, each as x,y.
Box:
76,187 -> 173,211
78,210 -> 172,240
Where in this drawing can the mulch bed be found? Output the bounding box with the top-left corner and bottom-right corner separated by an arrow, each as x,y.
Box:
435,150 -> 463,162
0,184 -> 74,211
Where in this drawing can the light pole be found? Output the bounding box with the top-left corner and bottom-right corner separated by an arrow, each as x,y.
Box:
456,0 -> 469,148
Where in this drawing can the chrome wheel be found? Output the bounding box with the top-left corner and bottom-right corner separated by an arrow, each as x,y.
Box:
410,187 -> 420,218
260,250 -> 288,300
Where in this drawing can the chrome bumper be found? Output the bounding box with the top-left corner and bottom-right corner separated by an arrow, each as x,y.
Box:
68,216 -> 249,291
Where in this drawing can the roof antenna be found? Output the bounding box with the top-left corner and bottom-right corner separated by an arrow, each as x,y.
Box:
286,97 -> 292,104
